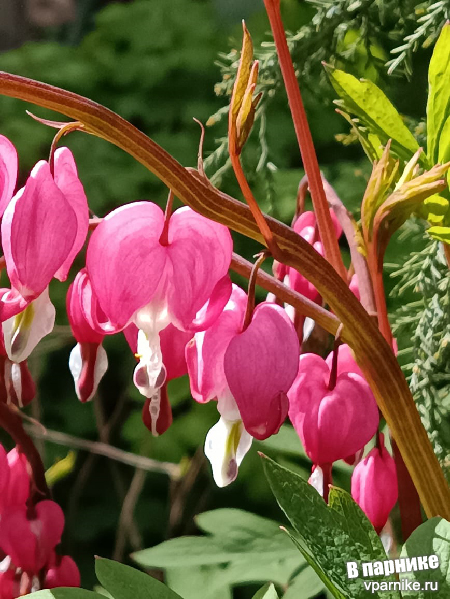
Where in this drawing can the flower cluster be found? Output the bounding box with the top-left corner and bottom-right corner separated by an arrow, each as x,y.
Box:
0,133 -> 398,540
0,444 -> 79,596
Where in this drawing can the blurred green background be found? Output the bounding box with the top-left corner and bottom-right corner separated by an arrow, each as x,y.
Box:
0,0 -> 433,596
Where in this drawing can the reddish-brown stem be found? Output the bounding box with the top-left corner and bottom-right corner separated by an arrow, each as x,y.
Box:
230,153 -> 279,256
0,402 -> 50,502
243,251 -> 270,330
159,190 -> 175,247
328,342 -> 340,391
443,242 -> 450,269
321,463 -> 333,503
263,0 -> 347,281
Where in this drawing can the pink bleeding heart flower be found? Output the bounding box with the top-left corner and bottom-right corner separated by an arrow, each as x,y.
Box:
67,269 -> 108,403
351,434 -> 398,533
186,285 -> 252,486
288,238 -> 323,302
0,500 -> 64,573
125,322 -> 192,436
325,343 -> 365,379
288,353 -> 379,465
0,135 -> 18,218
224,301 -> 300,441
0,149 -> 88,363
293,210 -> 342,240
86,202 -> 232,427
44,554 -> 80,589
0,448 -> 30,513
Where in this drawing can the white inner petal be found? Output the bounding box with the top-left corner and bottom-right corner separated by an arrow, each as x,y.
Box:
204,416 -> 252,488
3,287 -> 55,363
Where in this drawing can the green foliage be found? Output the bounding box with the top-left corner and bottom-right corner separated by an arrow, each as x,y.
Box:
391,239 -> 450,477
399,517 -> 450,598
95,558 -> 183,599
132,508 -> 314,598
22,591 -> 105,599
261,455 -> 399,599
427,23 -> 450,165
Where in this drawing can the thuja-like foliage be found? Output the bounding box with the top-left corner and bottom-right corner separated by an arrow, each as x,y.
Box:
391,238 -> 450,478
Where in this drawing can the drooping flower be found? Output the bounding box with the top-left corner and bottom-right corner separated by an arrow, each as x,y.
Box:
86,202 -> 232,430
0,149 -> 89,363
67,269 -> 108,403
186,285 -> 252,486
288,353 -> 379,465
187,286 -> 300,485
0,329 -> 35,408
0,447 -> 30,514
224,302 -> 300,440
351,434 -> 398,533
0,500 -> 64,574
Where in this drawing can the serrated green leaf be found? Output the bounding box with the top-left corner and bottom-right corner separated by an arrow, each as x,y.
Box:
427,23 -> 450,163
428,225 -> 450,243
21,592 -> 105,599
95,558 -> 183,599
326,67 -> 421,163
399,517 -> 450,598
252,582 -> 279,599
261,455 -> 401,599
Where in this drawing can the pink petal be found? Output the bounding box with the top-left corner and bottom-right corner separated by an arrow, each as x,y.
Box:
185,275 -> 232,332
53,148 -> 89,281
0,135 -> 18,218
0,288 -> 28,322
224,302 -> 299,440
288,354 -> 379,464
2,161 -> 77,297
35,500 -> 65,568
4,448 -> 30,509
186,285 -> 247,404
87,202 -> 167,329
78,268 -> 122,335
0,444 -> 9,506
164,207 -> 232,329
0,507 -> 37,572
67,269 -> 104,345
325,344 -> 364,379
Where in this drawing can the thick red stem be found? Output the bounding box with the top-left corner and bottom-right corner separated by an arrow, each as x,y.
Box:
263,0 -> 347,280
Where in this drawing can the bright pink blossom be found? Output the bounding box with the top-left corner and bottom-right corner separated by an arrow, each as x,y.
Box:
288,353 -> 379,465
67,269 -> 108,403
224,302 -> 300,440
44,554 -> 81,588
0,500 -> 64,573
0,569 -> 18,599
86,202 -> 232,422
0,448 -> 30,513
0,149 -> 89,363
186,285 -> 252,486
351,434 -> 398,533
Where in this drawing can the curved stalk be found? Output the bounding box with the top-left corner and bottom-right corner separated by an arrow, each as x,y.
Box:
0,72 -> 447,518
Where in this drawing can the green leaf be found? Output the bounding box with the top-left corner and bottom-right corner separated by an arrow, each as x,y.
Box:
428,225 -> 450,244
283,564 -> 326,599
261,455 -> 401,599
165,567 -> 232,599
195,508 -> 283,536
427,23 -> 450,163
95,558 -> 183,599
326,67 -> 421,163
399,517 -> 450,598
252,583 -> 279,599
21,592 -> 105,599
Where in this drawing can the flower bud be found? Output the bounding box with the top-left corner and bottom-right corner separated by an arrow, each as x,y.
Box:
351,434 -> 398,533
45,554 -> 80,588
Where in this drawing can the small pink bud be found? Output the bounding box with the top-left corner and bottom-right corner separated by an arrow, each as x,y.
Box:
45,554 -> 80,588
351,434 -> 398,533
4,448 -> 30,509
288,354 -> 379,464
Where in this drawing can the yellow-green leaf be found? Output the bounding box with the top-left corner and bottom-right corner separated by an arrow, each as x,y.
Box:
327,67 -> 421,163
428,225 -> 450,244
427,23 -> 450,163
